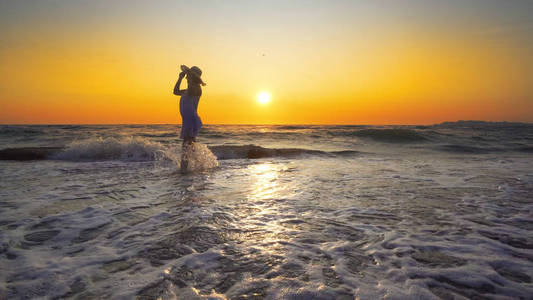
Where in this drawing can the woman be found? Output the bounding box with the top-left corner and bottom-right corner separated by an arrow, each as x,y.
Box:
173,65 -> 206,145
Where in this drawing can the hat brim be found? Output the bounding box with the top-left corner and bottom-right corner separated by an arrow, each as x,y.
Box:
187,70 -> 201,78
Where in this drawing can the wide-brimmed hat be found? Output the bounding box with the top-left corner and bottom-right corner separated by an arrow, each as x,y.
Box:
189,66 -> 202,78
181,65 -> 205,85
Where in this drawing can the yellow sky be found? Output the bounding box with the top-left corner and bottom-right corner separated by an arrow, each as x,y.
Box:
1,1 -> 532,124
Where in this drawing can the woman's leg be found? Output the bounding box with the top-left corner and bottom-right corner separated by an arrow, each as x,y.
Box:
180,140 -> 190,173
182,137 -> 194,146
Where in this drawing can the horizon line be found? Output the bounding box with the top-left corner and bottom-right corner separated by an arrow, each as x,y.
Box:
1,120 -> 532,126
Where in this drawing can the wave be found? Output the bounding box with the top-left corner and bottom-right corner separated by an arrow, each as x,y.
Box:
139,132 -> 177,138
516,146 -> 533,153
52,137 -> 168,161
436,144 -> 501,154
0,147 -> 63,160
209,145 -> 360,159
0,138 -> 361,161
0,137 -> 169,161
331,128 -> 428,143
0,126 -> 45,136
435,120 -> 532,129
274,125 -> 311,130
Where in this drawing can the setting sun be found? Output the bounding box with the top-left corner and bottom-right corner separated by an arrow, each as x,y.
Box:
257,92 -> 271,105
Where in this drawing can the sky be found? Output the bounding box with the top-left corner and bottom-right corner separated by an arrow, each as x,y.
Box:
1,0 -> 532,124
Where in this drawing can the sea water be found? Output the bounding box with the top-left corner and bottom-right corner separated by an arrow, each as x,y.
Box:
0,122 -> 532,299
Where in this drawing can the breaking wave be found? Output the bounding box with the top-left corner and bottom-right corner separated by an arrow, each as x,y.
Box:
209,145 -> 359,159
52,137 -> 168,161
0,139 -> 361,161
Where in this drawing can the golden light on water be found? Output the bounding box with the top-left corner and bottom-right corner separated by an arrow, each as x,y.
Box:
247,163 -> 279,201
243,162 -> 290,253
257,92 -> 271,105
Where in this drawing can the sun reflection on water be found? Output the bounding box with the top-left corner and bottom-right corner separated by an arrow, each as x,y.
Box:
238,162 -> 296,255
247,163 -> 281,202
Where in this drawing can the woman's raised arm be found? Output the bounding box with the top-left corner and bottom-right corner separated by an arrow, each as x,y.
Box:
173,72 -> 186,95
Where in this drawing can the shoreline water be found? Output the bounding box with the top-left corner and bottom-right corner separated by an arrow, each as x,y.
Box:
1,122 -> 532,299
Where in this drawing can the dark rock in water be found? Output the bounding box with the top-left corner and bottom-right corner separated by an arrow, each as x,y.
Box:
412,250 -> 467,268
0,147 -> 63,160
24,230 -> 60,243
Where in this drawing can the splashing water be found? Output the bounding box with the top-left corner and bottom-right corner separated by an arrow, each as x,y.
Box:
49,137 -> 218,173
53,137 -> 167,161
180,142 -> 219,173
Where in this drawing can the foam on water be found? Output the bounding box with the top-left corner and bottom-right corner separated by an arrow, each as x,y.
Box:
1,123 -> 533,299
53,137 -> 167,161
47,137 -> 219,172
180,142 -> 219,172
0,143 -> 360,161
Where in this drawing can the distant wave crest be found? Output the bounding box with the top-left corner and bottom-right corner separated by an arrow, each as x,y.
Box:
436,144 -> 498,154
332,128 -> 428,143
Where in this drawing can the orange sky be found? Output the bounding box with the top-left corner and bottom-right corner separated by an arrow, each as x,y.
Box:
1,1 -> 532,124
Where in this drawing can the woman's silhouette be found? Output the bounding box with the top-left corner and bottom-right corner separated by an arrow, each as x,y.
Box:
173,65 -> 206,171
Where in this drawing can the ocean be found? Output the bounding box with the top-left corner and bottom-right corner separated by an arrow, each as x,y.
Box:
1,122 -> 532,299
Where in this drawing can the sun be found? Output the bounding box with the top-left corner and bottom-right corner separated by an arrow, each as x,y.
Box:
257,91 -> 271,105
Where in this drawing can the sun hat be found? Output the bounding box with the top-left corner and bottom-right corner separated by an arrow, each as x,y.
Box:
181,65 -> 205,86
189,66 -> 202,78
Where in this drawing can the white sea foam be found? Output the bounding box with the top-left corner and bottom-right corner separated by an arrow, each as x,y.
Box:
51,137 -> 218,172
180,142 -> 219,172
2,124 -> 533,299
53,137 -> 168,161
